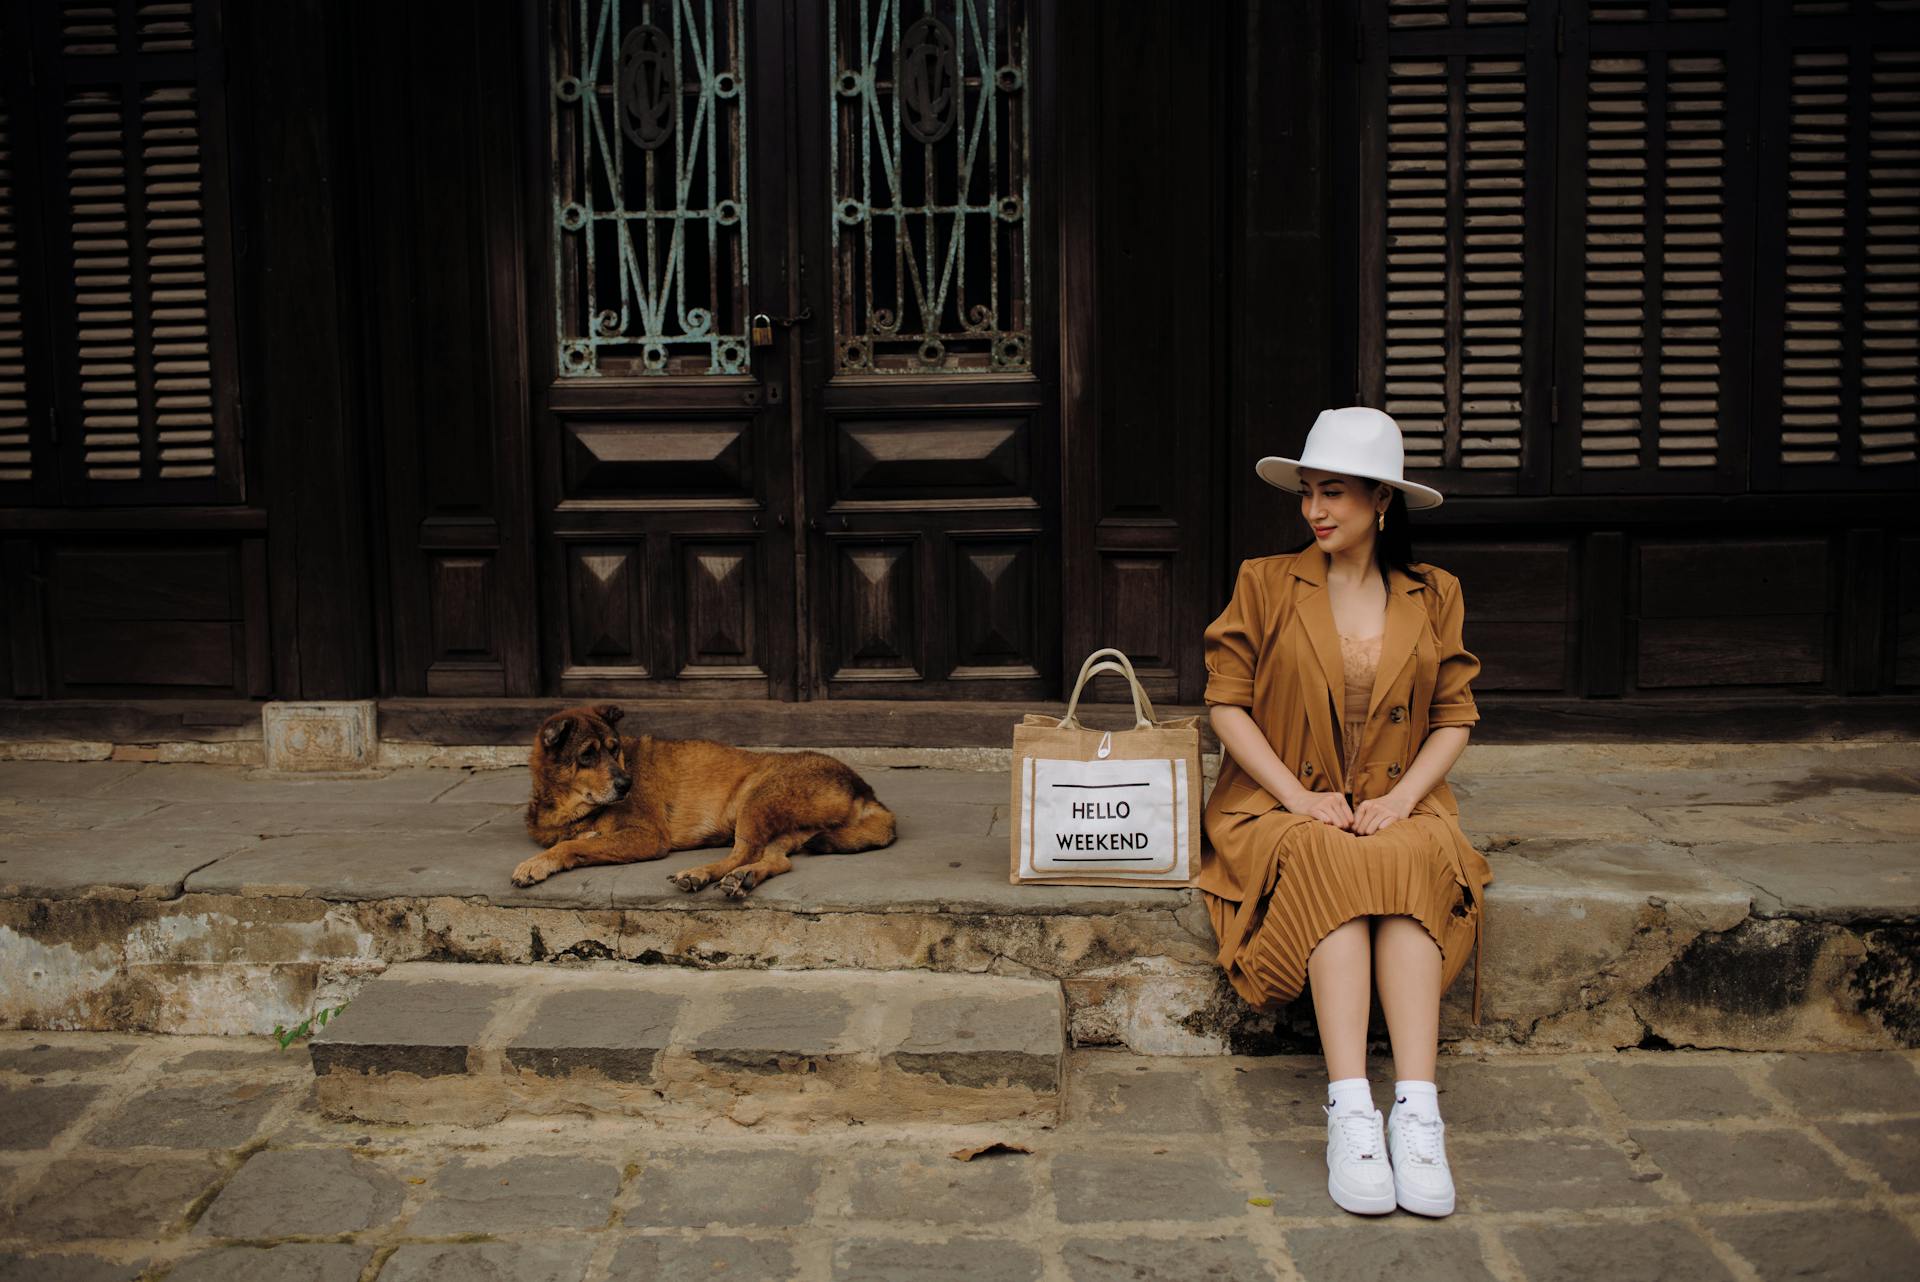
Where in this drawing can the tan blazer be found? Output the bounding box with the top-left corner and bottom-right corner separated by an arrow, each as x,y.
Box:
1196,546 -> 1493,999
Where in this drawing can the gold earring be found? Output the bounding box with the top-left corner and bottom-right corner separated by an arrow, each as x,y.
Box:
1377,510 -> 1386,532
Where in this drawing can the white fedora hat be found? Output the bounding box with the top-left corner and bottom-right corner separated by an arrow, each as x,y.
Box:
1255,406 -> 1444,510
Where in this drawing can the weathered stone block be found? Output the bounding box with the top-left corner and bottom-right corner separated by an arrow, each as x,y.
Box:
7,1156 -> 226,1242
1065,958 -> 1227,1055
1249,1137 -> 1348,1216
1502,1223 -> 1735,1282
831,1238 -> 1046,1282
163,1245 -> 371,1282
1072,1066 -> 1221,1133
622,1148 -> 820,1227
1816,1118 -> 1920,1194
0,1041 -> 133,1073
262,702 -> 376,773
86,1081 -> 284,1149
377,1244 -> 596,1282
1431,1061 -> 1598,1132
1766,1052 -> 1920,1115
685,988 -> 852,1073
0,1255 -> 146,1282
1448,1134 -> 1664,1211
408,1155 -> 621,1234
1228,1058 -> 1332,1128
195,1149 -> 405,1238
885,991 -> 1060,1091
504,987 -> 682,1083
1050,1152 -> 1243,1223
844,1153 -> 1038,1223
1631,1127 -> 1868,1202
1288,1227 -> 1495,1282
0,1084 -> 98,1149
161,1044 -> 290,1073
1588,1060 -> 1770,1122
309,976 -> 511,1078
1060,1237 -> 1278,1282
605,1236 -> 795,1279
1705,1209 -> 1920,1280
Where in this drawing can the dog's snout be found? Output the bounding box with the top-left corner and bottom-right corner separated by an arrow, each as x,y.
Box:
613,773 -> 632,797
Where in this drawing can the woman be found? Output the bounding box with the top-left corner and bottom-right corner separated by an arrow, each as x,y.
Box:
1196,406 -> 1491,1218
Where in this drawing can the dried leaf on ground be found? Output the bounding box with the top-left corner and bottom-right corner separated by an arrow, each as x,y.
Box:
949,1140 -> 1034,1161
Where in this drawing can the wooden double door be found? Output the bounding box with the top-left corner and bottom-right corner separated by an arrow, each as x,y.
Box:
534,0 -> 1059,702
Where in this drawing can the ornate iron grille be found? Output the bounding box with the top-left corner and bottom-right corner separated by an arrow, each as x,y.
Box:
830,0 -> 1031,373
552,0 -> 749,376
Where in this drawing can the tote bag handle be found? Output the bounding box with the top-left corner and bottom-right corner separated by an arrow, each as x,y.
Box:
1059,648 -> 1157,729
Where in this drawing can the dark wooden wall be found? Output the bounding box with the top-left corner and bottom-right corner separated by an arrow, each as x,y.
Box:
3,0 -> 1916,721
1061,0 -> 1229,705
341,0 -> 538,698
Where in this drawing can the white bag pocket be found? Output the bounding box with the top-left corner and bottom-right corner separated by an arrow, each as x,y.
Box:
1020,755 -> 1191,879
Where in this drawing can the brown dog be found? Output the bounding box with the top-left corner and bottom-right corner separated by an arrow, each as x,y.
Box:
511,704 -> 897,897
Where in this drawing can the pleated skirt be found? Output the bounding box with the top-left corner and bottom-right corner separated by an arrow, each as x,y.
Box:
1202,811 -> 1478,1011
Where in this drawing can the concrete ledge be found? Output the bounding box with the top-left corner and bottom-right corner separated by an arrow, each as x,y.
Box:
308,964 -> 1065,1129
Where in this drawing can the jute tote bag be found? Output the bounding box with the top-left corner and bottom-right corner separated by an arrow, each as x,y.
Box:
1010,648 -> 1203,887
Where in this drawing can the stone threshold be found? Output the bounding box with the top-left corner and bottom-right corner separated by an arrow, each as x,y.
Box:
309,963 -> 1064,1129
3,696 -> 1918,768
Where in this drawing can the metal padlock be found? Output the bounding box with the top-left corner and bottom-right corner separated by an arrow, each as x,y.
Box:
750,313 -> 773,347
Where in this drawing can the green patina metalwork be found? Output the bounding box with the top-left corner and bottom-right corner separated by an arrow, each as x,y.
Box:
552,0 -> 749,376
830,0 -> 1032,373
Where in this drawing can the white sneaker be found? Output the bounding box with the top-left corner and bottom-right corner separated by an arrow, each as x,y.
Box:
1324,1105 -> 1396,1215
1387,1108 -> 1455,1216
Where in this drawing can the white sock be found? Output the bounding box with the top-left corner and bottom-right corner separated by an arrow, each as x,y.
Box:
1327,1077 -> 1374,1116
1393,1079 -> 1440,1121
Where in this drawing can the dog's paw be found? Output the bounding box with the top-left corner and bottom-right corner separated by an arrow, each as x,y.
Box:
511,857 -> 552,888
718,871 -> 759,900
668,871 -> 709,893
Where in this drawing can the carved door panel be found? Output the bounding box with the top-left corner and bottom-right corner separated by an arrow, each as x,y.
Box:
538,0 -> 798,699
538,0 -> 1056,701
794,0 -> 1059,699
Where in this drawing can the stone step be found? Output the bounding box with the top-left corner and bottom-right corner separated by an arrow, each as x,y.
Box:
3,746 -> 1917,1056
308,962 -> 1064,1129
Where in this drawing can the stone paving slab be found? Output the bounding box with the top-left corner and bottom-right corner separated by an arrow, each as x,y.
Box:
0,830 -> 262,899
164,1244 -> 370,1282
0,1254 -> 148,1282
0,1033 -> 1917,1280
407,1155 -> 620,1234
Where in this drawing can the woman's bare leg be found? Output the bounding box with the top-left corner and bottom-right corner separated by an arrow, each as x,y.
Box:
1372,914 -> 1442,1082
1307,917 -> 1373,1082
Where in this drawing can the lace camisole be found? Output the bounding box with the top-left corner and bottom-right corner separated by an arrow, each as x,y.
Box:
1338,630 -> 1382,787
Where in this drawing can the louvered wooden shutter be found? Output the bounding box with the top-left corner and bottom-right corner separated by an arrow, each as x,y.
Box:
1552,4 -> 1757,494
34,0 -> 241,504
1751,1 -> 1920,491
1356,0 -> 1556,496
0,95 -> 36,500
0,9 -> 55,506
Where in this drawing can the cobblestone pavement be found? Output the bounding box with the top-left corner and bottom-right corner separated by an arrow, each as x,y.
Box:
1,1033 -> 1916,1280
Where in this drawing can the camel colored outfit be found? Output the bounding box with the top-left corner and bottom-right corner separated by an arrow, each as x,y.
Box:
1197,546 -> 1492,1018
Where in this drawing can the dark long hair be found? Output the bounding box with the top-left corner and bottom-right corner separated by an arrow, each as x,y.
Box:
1290,483 -> 1429,586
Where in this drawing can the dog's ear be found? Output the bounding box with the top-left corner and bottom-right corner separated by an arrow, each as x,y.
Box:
594,703 -> 624,729
539,716 -> 573,752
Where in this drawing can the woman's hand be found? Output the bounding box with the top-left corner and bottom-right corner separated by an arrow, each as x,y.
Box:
1352,791 -> 1414,836
1286,789 -> 1354,829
